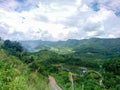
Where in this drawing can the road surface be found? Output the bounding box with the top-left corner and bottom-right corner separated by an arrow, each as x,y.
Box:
49,76 -> 63,90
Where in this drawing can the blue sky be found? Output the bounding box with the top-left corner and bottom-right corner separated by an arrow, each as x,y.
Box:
0,0 -> 120,41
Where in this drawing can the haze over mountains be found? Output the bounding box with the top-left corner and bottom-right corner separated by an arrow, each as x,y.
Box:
20,38 -> 120,58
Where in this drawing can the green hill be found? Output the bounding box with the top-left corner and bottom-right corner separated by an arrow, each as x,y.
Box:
20,38 -> 120,59
1,39 -> 120,90
0,49 -> 50,90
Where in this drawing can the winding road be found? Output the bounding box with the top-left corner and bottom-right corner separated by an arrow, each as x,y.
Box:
49,76 -> 63,90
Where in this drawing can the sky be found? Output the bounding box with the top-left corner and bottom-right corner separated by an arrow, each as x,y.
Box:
0,0 -> 120,41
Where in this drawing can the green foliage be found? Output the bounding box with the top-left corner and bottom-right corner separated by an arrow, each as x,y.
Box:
52,71 -> 71,90
103,58 -> 120,75
2,40 -> 24,58
3,40 -> 23,52
20,38 -> 120,58
102,58 -> 120,89
74,38 -> 120,59
0,49 -> 50,90
1,38 -> 120,90
0,42 -> 3,48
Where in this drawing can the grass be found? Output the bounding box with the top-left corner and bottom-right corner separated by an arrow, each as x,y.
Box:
0,49 -> 50,90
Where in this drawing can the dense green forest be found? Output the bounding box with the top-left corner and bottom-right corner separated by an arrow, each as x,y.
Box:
0,38 -> 120,90
0,41 -> 50,90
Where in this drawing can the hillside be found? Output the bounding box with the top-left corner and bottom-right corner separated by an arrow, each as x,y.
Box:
1,39 -> 120,90
20,38 -> 120,58
0,49 -> 50,90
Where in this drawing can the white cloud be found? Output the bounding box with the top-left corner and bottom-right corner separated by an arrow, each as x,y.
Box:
87,8 -> 112,23
0,0 -> 120,41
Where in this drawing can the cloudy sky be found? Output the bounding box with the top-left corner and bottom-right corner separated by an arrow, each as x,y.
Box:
0,0 -> 120,41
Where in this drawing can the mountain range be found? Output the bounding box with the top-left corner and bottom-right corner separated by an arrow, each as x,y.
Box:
19,38 -> 120,58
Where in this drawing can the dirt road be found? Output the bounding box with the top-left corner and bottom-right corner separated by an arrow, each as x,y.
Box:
49,76 -> 63,90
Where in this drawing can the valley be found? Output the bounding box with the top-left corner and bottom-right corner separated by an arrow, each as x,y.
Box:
1,0 -> 120,90
0,38 -> 120,90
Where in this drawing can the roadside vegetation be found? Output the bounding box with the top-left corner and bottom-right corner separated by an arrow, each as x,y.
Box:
0,39 -> 120,90
0,41 -> 50,90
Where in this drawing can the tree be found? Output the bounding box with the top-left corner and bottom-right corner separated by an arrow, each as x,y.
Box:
103,58 -> 120,75
2,40 -> 24,57
3,40 -> 23,52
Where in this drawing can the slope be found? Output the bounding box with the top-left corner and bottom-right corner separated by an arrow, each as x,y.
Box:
0,49 -> 50,90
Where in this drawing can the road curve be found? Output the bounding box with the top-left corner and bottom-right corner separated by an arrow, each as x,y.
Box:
49,75 -> 63,90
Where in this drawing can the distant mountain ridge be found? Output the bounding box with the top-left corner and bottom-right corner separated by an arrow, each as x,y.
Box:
19,38 -> 120,58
